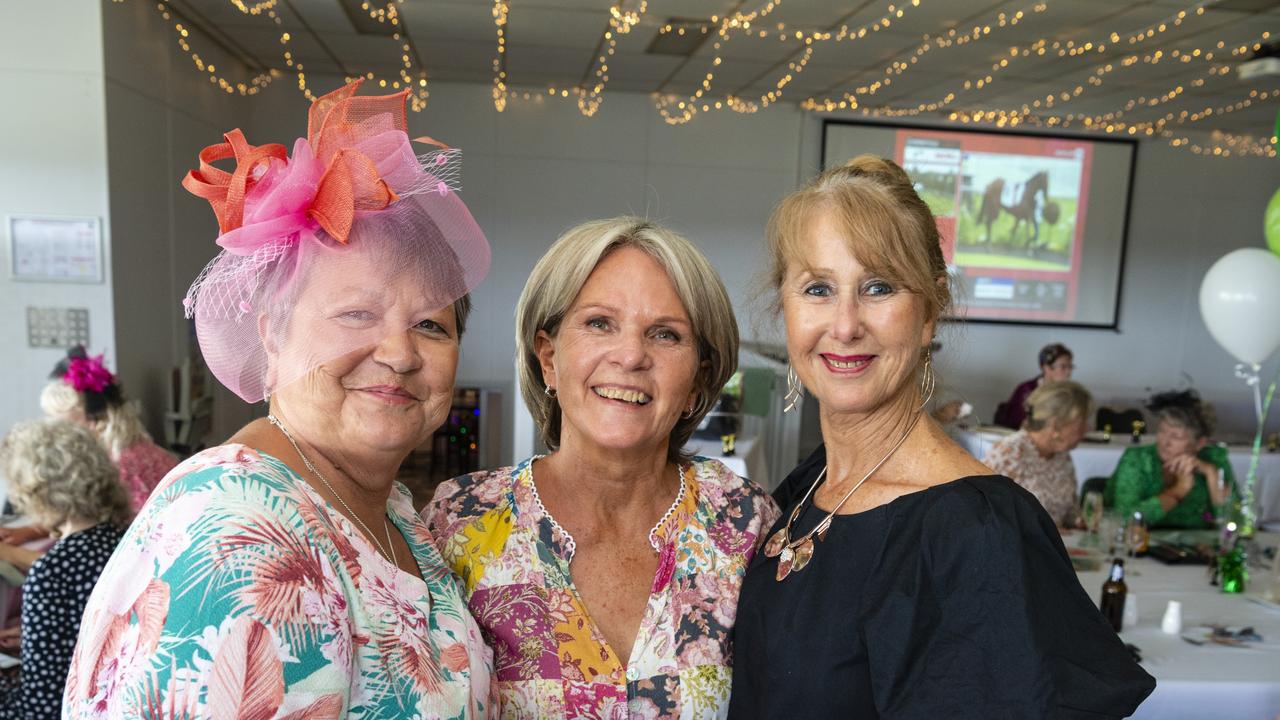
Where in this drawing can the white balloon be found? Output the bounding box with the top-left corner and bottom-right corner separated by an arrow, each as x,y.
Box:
1199,248 -> 1280,365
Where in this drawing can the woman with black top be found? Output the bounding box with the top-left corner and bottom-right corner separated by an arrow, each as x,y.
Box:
729,156 -> 1154,719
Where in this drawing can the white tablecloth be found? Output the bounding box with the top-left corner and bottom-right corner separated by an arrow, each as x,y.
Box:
1071,534 -> 1280,719
952,427 -> 1280,529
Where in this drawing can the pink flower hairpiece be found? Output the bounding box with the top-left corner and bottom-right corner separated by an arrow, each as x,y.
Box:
64,354 -> 114,394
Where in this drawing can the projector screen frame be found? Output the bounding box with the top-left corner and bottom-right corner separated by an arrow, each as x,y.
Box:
820,118 -> 1138,331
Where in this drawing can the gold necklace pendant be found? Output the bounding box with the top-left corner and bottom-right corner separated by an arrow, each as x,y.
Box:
776,543 -> 795,581
791,537 -> 815,573
763,526 -> 790,558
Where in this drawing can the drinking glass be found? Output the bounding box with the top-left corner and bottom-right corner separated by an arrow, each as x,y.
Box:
1082,491 -> 1104,535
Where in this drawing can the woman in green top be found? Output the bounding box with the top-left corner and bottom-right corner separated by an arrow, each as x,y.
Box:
1107,389 -> 1235,528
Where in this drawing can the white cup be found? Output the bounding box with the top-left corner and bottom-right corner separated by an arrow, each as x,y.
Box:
1123,592 -> 1139,630
1161,600 -> 1183,635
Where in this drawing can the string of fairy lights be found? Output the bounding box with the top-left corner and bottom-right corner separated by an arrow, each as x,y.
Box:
653,0 -> 922,124
114,0 -> 1277,158
116,0 -> 429,110
801,0 -> 1224,120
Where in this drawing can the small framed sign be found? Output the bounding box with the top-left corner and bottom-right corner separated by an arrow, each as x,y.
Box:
8,215 -> 103,283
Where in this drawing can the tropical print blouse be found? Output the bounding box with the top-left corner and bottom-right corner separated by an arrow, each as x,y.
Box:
423,457 -> 779,719
62,444 -> 493,720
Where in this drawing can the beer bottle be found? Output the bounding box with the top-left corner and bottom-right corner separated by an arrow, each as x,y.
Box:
1099,558 -> 1127,633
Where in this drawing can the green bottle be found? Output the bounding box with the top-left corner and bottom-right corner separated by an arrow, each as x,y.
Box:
1219,540 -> 1248,594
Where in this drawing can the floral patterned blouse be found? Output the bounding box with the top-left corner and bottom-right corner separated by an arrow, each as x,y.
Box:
113,438 -> 178,511
983,430 -> 1080,527
62,444 -> 493,719
423,457 -> 779,719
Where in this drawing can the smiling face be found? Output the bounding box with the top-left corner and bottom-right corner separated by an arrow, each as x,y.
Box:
536,246 -> 700,459
269,253 -> 460,458
781,209 -> 934,417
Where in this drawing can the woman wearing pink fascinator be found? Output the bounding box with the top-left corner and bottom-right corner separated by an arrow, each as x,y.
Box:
36,346 -> 177,514
63,81 -> 494,718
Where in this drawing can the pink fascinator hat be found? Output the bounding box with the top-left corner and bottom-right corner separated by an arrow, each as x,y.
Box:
181,80 -> 490,402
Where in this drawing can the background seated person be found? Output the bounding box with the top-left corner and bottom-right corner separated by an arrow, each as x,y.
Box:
40,346 -> 177,512
0,419 -> 130,719
994,343 -> 1073,429
984,381 -> 1091,528
1106,389 -> 1235,528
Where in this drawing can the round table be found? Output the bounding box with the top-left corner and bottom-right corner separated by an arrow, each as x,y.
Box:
1070,532 -> 1280,718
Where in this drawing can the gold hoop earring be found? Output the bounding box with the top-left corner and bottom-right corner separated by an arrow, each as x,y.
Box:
917,349 -> 936,411
783,364 -> 804,413
681,394 -> 698,419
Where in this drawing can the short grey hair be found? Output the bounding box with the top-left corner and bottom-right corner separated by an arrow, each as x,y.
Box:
515,217 -> 739,463
1025,381 -> 1093,432
1,419 -> 133,535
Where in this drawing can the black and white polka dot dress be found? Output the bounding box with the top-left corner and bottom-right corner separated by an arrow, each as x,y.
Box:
0,523 -> 123,719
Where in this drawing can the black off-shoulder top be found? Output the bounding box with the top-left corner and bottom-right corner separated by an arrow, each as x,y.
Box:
729,446 -> 1155,719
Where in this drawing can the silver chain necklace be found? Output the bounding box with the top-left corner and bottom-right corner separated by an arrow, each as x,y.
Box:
268,414 -> 397,567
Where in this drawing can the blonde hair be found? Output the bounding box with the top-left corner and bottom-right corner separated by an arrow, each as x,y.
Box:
40,380 -> 151,458
515,217 -> 739,463
1,419 -> 133,535
765,155 -> 952,321
1025,381 -> 1093,432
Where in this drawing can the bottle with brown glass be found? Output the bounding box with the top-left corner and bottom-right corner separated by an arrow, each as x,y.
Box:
1099,558 -> 1128,633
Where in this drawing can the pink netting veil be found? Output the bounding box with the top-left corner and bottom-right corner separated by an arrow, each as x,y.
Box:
181,80 -> 489,402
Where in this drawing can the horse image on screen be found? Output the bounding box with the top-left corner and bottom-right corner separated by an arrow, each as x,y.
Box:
897,130 -> 1093,321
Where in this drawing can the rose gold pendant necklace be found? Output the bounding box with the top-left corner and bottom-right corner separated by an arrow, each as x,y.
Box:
763,411 -> 923,581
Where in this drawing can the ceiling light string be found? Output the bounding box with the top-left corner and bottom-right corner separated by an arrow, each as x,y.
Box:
649,0 -> 793,125
819,0 -> 1221,120
656,0 -> 921,125
492,0 -> 509,111
928,27 -> 1270,137
112,0 -> 276,96
1165,129 -> 1278,157
1155,87 -> 1276,131
574,0 -> 649,117
820,1 -> 1049,110
336,2 -> 430,111
1006,27 -> 1269,119
228,0 -> 278,15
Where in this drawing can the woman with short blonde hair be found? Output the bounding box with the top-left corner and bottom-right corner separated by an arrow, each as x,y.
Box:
986,380 -> 1094,527
516,217 -> 740,460
426,216 -> 778,717
0,419 -> 130,717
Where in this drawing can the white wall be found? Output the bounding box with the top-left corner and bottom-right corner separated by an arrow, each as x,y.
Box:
0,1 -> 114,438
102,0 -> 257,444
